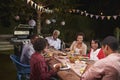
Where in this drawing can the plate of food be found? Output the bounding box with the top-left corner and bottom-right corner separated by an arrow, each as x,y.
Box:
79,56 -> 89,61
61,52 -> 67,56
58,56 -> 65,59
53,63 -> 71,70
60,63 -> 71,70
58,52 -> 67,56
44,53 -> 51,58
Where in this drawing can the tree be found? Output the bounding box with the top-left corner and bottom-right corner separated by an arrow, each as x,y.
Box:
0,0 -> 37,33
0,0 -> 99,42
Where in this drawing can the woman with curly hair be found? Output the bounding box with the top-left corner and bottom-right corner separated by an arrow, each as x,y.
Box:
30,38 -> 60,80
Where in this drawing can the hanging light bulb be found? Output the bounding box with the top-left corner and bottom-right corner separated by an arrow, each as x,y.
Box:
51,19 -> 56,23
15,15 -> 20,20
101,12 -> 103,15
61,21 -> 65,26
28,19 -> 36,27
45,19 -> 51,24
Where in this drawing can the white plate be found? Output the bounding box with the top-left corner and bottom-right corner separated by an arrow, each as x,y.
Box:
53,64 -> 71,70
60,64 -> 71,70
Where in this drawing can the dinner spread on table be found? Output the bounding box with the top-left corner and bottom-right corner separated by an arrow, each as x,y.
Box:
45,48 -> 94,78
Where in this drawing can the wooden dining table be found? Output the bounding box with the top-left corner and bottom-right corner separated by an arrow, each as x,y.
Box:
46,49 -> 95,80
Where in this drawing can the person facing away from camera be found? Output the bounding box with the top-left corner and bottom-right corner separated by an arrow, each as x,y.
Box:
69,32 -> 87,56
30,38 -> 60,80
81,36 -> 120,80
45,30 -> 61,50
20,34 -> 39,64
88,39 -> 106,61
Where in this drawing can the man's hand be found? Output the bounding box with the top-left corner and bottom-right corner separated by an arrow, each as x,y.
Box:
53,63 -> 61,72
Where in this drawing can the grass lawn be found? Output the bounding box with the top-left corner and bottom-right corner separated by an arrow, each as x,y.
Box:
0,51 -> 17,80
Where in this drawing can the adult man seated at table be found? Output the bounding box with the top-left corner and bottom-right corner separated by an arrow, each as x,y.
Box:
20,34 -> 39,64
45,30 -> 61,50
81,36 -> 120,80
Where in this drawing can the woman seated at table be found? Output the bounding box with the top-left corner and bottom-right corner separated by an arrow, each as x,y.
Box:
88,39 -> 106,61
30,38 -> 60,80
69,32 -> 87,56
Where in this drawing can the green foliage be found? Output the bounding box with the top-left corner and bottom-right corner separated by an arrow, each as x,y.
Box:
0,0 -> 36,30
41,12 -> 95,43
0,0 -> 95,42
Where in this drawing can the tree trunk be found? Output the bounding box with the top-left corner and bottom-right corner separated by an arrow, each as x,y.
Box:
36,11 -> 42,34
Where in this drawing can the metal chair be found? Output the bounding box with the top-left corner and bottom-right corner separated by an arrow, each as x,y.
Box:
10,54 -> 30,80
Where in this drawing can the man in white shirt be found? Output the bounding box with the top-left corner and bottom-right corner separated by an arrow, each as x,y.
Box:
20,34 -> 39,64
45,30 -> 61,50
